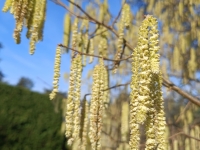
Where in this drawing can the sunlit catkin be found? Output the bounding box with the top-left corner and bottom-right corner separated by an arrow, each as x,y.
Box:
65,57 -> 77,143
149,16 -> 160,74
81,100 -> 89,150
187,48 -> 197,79
63,13 -> 71,52
2,0 -> 12,12
72,54 -> 82,143
89,59 -> 105,150
29,0 -> 46,55
129,48 -> 140,149
71,18 -> 79,56
49,46 -> 61,100
89,39 -> 94,64
136,16 -> 151,124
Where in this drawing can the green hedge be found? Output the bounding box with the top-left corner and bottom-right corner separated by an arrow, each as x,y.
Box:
0,83 -> 66,150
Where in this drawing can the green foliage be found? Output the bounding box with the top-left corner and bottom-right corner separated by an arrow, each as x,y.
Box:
0,83 -> 67,150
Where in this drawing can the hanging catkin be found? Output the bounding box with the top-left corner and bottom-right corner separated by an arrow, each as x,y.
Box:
49,45 -> 61,100
89,58 -> 105,150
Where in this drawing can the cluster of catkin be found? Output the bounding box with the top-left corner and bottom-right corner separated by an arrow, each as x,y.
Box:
65,54 -> 82,145
129,15 -> 166,150
2,0 -> 46,54
64,57 -> 109,150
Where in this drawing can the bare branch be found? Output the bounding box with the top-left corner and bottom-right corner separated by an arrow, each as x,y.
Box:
162,78 -> 200,107
169,131 -> 200,141
58,44 -> 132,62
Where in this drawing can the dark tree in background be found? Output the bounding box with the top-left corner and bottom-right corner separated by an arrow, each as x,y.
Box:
16,77 -> 34,90
0,42 -> 4,82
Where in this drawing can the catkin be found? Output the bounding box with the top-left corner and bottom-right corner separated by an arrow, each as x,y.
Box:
2,0 -> 46,54
89,58 -> 105,150
113,3 -> 131,73
65,57 -> 77,143
63,13 -> 71,52
130,15 -> 166,150
72,54 -> 82,143
2,0 -> 13,12
66,54 -> 83,146
89,39 -> 94,64
129,48 -> 140,149
49,46 -> 61,100
81,100 -> 89,150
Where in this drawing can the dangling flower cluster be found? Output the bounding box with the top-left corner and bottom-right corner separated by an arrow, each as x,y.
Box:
63,13 -> 71,53
89,58 -> 106,150
49,45 -> 61,100
113,3 -> 131,73
71,18 -> 79,56
89,39 -> 94,64
2,0 -> 46,54
65,54 -> 82,146
81,100 -> 89,150
129,15 -> 166,150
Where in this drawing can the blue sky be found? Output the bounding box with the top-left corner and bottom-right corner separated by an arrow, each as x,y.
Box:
0,0 -> 123,95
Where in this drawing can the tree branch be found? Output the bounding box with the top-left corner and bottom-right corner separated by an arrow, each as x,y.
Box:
58,44 -> 132,62
162,78 -> 200,107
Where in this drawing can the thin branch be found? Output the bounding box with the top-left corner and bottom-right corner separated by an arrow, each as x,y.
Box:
175,102 -> 191,123
58,44 -> 132,62
169,131 -> 200,141
162,77 -> 200,107
52,0 -> 87,19
66,0 -> 134,51
83,82 -> 130,99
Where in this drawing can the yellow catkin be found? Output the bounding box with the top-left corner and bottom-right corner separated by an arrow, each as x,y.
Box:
65,57 -> 77,143
2,0 -> 46,54
81,100 -> 89,150
89,39 -> 94,64
71,18 -> 79,56
13,0 -> 23,44
89,58 -> 105,150
149,16 -> 160,74
154,72 -> 166,150
25,0 -> 35,38
98,37 -> 107,57
129,48 -> 140,150
63,13 -> 71,52
49,46 -> 61,100
130,15 -> 166,150
29,0 -> 46,55
113,3 -> 131,73
136,16 -> 151,124
121,101 -> 129,142
2,0 -> 13,12
194,126 -> 200,149
66,54 -> 83,146
102,67 -> 109,110
187,48 -> 197,79
71,54 -> 82,145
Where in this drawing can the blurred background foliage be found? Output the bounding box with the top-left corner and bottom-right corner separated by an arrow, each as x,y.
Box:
0,82 -> 69,150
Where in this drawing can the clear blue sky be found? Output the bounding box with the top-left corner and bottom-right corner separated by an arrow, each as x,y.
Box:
0,0 -> 123,95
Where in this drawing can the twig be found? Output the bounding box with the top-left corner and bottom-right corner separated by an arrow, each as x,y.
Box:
83,81 -> 130,99
175,102 -> 191,123
58,44 -> 132,62
162,78 -> 200,107
169,131 -> 200,141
